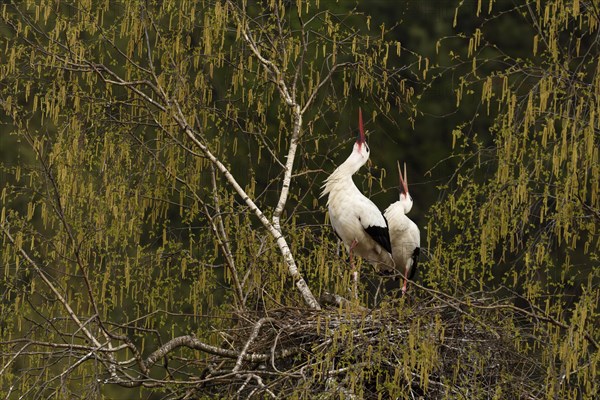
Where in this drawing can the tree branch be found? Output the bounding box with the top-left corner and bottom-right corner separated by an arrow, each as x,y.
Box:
169,100 -> 321,310
229,3 -> 328,310
209,163 -> 245,307
233,317 -> 275,373
144,333 -> 299,370
0,224 -> 103,349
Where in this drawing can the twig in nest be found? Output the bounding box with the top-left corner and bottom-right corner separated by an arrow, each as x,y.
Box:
234,317 -> 275,373
320,292 -> 369,312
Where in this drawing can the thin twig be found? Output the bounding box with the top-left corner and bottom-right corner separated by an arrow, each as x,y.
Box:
210,163 -> 245,307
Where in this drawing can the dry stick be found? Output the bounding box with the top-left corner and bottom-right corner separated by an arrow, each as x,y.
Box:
233,317 -> 275,373
236,374 -> 254,396
270,329 -> 284,373
144,333 -> 299,369
320,292 -> 369,312
244,374 -> 277,399
0,338 -> 130,353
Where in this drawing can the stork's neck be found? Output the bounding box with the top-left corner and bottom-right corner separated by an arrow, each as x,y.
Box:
398,194 -> 413,214
327,151 -> 368,187
321,149 -> 368,198
337,149 -> 368,176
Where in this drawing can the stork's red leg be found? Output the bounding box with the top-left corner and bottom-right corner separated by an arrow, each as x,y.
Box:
349,239 -> 359,298
401,266 -> 408,295
349,239 -> 359,264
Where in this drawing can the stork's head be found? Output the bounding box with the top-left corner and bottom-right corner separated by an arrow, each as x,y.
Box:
397,161 -> 413,213
352,108 -> 370,164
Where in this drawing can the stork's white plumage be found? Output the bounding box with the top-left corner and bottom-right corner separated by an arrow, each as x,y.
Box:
384,162 -> 420,294
321,110 -> 394,276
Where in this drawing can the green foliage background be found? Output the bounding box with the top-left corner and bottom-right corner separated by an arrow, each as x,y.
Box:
0,0 -> 598,398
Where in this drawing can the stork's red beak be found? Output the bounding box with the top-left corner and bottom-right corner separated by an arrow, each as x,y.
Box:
357,108 -> 366,146
397,161 -> 409,195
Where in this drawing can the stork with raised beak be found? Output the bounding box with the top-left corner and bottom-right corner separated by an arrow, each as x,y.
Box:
384,162 -> 420,294
321,110 -> 394,289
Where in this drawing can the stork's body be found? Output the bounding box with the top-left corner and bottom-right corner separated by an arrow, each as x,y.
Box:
324,175 -> 394,271
321,110 -> 394,275
384,163 -> 420,294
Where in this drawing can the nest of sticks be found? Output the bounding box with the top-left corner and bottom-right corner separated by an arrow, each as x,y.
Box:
177,289 -> 545,399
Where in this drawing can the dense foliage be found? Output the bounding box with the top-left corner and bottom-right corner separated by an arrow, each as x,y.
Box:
0,0 -> 598,399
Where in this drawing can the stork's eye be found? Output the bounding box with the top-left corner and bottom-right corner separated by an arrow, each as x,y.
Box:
409,195 -> 413,201
364,143 -> 370,152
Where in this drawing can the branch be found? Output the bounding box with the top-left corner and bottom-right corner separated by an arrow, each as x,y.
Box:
238,373 -> 277,398
23,130 -> 142,376
233,4 -> 300,227
169,100 -> 321,310
320,292 -> 369,312
0,342 -> 31,376
576,193 -> 600,222
144,333 -> 298,369
209,163 -> 245,307
127,124 -> 245,309
14,0 -> 321,310
272,105 -> 301,223
234,8 -> 294,107
0,224 -> 103,349
301,61 -> 357,114
233,317 -> 274,373
230,4 -> 326,310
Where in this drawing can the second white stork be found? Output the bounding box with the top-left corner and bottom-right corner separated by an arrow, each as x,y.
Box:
321,109 -> 394,283
384,162 -> 420,294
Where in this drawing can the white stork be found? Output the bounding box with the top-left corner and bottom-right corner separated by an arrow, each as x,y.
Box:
321,109 -> 394,287
384,162 -> 420,294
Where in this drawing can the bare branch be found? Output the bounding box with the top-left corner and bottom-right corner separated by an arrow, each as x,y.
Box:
228,3 -> 328,311
301,61 -> 357,114
240,373 -> 277,399
169,99 -> 321,310
209,163 -> 245,307
0,224 -> 103,349
144,333 -> 299,369
0,342 -> 32,376
233,317 -> 275,373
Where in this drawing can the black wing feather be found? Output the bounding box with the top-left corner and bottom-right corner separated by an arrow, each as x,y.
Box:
408,247 -> 420,280
363,222 -> 392,253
